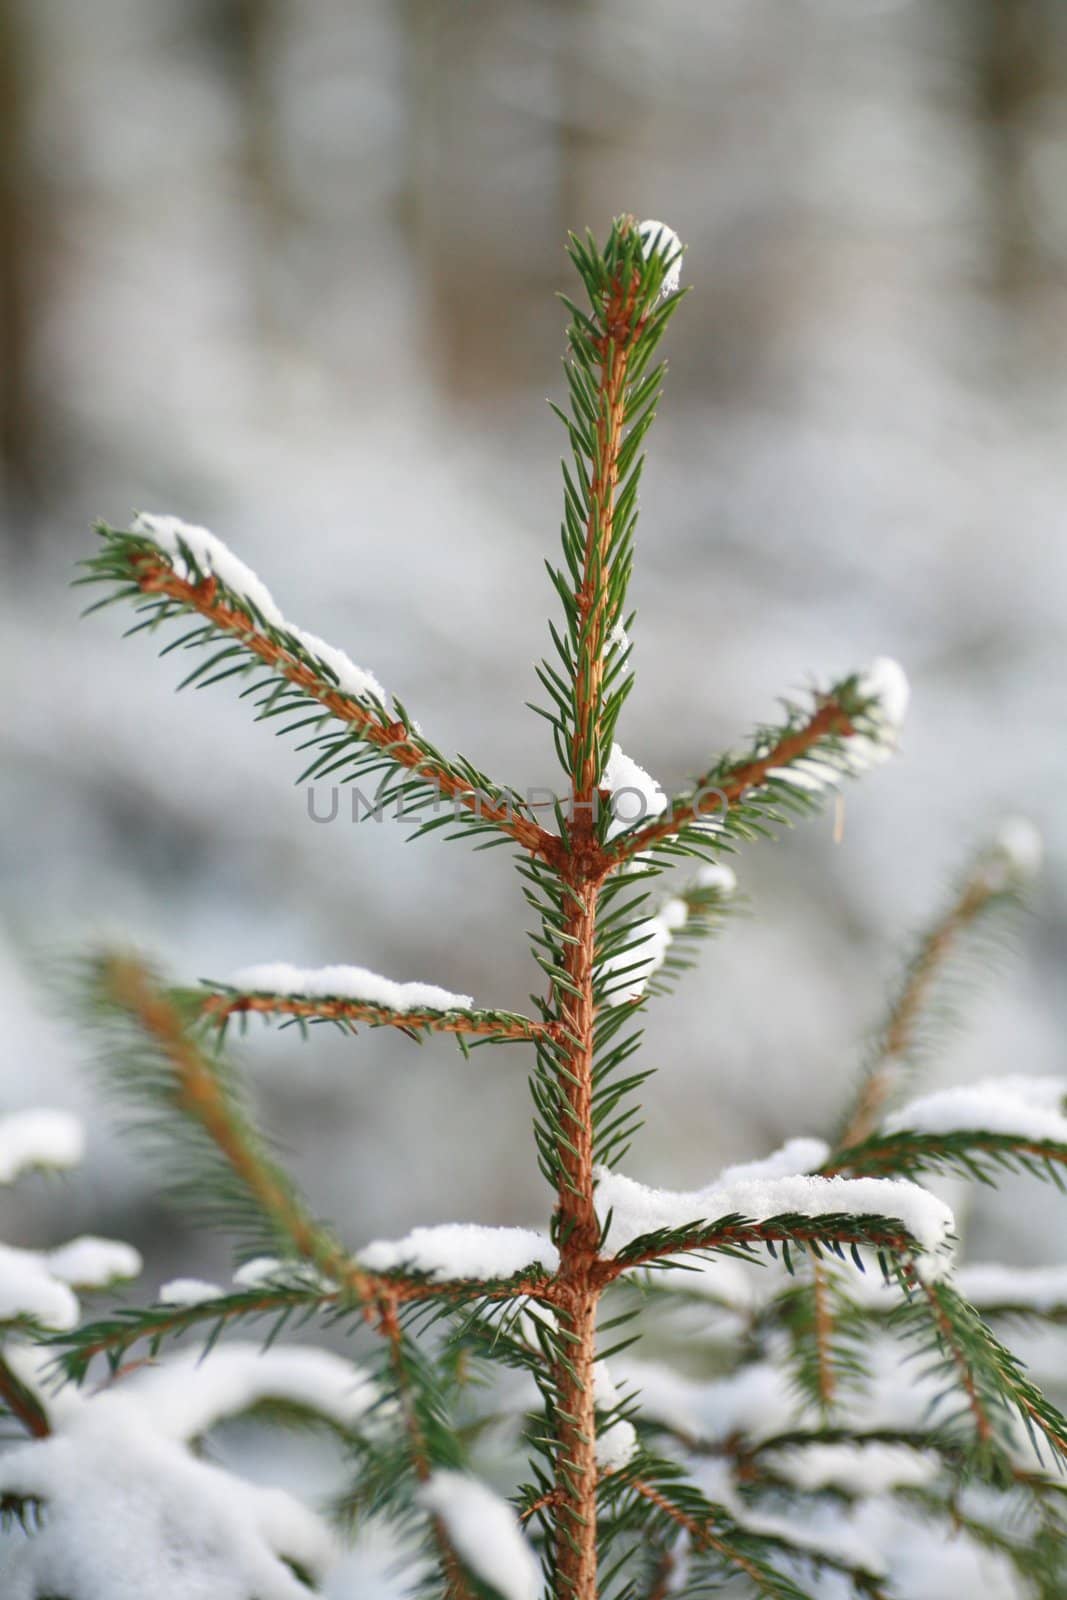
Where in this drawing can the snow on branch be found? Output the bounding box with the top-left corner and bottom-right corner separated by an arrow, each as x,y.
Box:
827,1075 -> 1067,1184
595,861 -> 739,1006
595,1161 -> 955,1282
955,1263 -> 1067,1320
419,1471 -> 541,1600
114,1340 -> 381,1442
226,961 -> 474,1015
82,517 -> 555,858
0,1388 -> 337,1600
195,963 -> 549,1044
884,1075 -> 1067,1144
358,1223 -> 559,1287
0,1110 -> 84,1184
602,658 -> 910,868
0,1108 -> 141,1335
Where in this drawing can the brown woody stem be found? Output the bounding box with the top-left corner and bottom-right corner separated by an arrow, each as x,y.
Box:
0,1353 -> 50,1438
551,247 -> 644,1600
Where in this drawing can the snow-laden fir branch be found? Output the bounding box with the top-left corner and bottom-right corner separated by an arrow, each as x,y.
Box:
80,516 -> 555,859
826,1074 -> 1067,1184
600,657 -> 909,868
191,961 -> 552,1046
594,1154 -> 956,1283
419,1472 -> 541,1600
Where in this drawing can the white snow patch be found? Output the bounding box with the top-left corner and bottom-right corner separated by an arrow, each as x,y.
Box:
956,1262 -> 1067,1313
44,1236 -> 142,1288
637,220 -> 684,296
715,1137 -> 829,1187
593,1363 -> 638,1471
596,1166 -> 955,1274
0,1244 -> 79,1330
359,1224 -> 558,1282
621,1357 -> 799,1445
977,816 -> 1044,892
131,513 -> 285,629
0,1109 -> 84,1184
857,656 -> 910,728
159,1277 -> 227,1306
884,1075 -> 1067,1146
287,625 -> 387,706
231,1257 -> 329,1292
693,862 -> 737,895
229,961 -> 473,1014
760,1442 -> 939,1495
597,896 -> 688,1001
602,743 -> 668,840
120,1342 -> 380,1440
0,1390 -> 336,1600
419,1472 -> 540,1600
129,513 -> 386,704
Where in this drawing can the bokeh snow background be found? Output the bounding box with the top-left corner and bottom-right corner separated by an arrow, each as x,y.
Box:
1,0 -> 1065,1301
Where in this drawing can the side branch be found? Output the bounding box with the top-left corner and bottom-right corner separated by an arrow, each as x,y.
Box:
602,698 -> 855,868
194,988 -> 554,1045
113,545 -> 556,860
838,870 -> 1007,1148
52,1273 -> 560,1389
596,1213 -> 922,1285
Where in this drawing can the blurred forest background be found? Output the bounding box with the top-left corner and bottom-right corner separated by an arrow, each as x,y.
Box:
1,0 -> 1066,1312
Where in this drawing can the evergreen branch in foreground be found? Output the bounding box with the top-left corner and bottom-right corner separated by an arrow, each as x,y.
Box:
600,1212 -> 930,1285
600,663 -> 906,869
80,521 -> 555,860
190,985 -> 552,1048
824,1127 -> 1067,1186
46,1286 -> 342,1385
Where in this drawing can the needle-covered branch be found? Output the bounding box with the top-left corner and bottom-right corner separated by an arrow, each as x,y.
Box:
897,1278 -> 1067,1472
81,520 -> 556,859
825,1127 -> 1067,1185
192,984 -> 552,1048
599,1212 -> 932,1286
601,661 -> 908,869
614,1464 -> 887,1599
